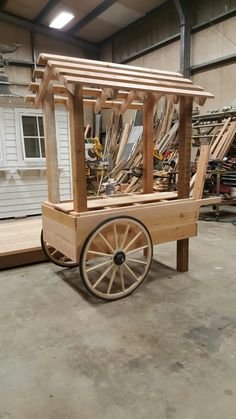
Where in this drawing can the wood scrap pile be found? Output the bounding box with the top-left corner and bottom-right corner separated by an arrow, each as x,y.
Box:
103,98 -> 179,193
190,110 -> 236,193
101,105 -> 236,195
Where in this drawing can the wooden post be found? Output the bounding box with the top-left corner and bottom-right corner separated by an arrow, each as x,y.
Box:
177,96 -> 193,272
68,85 -> 87,212
42,84 -> 60,203
143,94 -> 156,194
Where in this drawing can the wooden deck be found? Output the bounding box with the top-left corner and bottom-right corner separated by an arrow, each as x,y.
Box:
0,216 -> 46,269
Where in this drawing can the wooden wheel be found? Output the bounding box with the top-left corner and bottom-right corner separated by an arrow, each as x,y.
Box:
80,216 -> 153,301
41,230 -> 78,268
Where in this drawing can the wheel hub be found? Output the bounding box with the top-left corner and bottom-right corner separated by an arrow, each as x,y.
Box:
114,251 -> 126,265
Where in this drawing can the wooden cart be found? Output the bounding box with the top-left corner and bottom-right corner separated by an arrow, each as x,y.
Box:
27,54 -> 221,301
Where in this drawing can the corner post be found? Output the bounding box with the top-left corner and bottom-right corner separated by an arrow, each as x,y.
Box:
177,96 -> 193,272
143,94 -> 156,193
68,85 -> 87,212
42,84 -> 60,203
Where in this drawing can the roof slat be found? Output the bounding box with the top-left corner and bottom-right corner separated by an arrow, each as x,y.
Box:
62,75 -> 214,99
29,54 -> 214,106
37,53 -> 183,78
46,60 -> 192,85
53,66 -> 204,92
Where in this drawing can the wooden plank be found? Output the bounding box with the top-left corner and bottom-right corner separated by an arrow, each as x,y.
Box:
29,81 -> 66,94
37,53 -> 183,77
118,91 -> 135,115
68,85 -> 87,212
143,94 -> 156,193
26,93 -> 67,106
28,81 -> 144,104
115,122 -> 132,164
26,94 -> 143,109
192,143 -> 211,200
218,121 -> 236,159
210,117 -> 231,155
35,65 -> 53,106
47,60 -> 192,84
54,66 -> 204,92
0,217 -> 45,269
94,88 -> 114,113
85,98 -> 142,110
42,202 -> 77,261
42,84 -> 60,204
53,191 -> 179,213
196,197 -> 221,206
177,96 -> 193,273
61,75 -> 214,100
0,249 -> 46,270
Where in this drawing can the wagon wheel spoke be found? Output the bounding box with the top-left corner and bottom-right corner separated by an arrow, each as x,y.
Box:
124,231 -> 143,252
51,249 -> 60,257
121,223 -> 130,249
86,258 -> 113,273
113,223 -> 119,250
93,263 -> 114,289
107,266 -> 117,294
126,245 -> 149,255
98,232 -> 114,253
41,230 -> 78,268
126,258 -> 148,265
87,250 -> 112,257
123,262 -> 139,282
118,266 -> 125,291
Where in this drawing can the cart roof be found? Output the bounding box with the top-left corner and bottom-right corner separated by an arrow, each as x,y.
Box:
26,53 -> 214,109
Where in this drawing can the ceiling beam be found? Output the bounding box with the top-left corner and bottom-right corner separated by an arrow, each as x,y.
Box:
67,0 -> 119,35
0,0 -> 8,10
34,0 -> 60,24
0,11 -> 99,54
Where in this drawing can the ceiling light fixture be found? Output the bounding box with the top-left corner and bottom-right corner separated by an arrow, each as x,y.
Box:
49,12 -> 74,29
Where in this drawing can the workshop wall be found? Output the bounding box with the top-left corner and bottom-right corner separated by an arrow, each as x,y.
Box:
100,1 -> 236,112
0,21 -> 87,96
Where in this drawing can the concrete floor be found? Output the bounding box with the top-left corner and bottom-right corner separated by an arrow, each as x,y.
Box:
0,218 -> 236,419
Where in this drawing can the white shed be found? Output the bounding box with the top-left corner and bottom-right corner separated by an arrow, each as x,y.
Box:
0,96 -> 72,219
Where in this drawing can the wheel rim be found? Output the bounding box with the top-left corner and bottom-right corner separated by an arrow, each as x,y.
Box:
80,217 -> 152,300
41,230 -> 78,268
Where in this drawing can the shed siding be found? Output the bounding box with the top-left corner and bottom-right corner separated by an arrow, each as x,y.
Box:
0,107 -> 71,219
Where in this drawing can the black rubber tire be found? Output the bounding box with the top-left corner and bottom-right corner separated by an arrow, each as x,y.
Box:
41,229 -> 78,268
79,215 -> 153,301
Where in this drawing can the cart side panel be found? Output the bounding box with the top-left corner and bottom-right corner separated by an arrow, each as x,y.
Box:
75,199 -> 198,260
42,204 -> 77,262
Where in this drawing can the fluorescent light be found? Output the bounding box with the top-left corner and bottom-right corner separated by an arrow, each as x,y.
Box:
49,12 -> 74,29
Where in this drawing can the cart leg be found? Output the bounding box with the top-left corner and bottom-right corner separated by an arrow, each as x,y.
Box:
177,238 -> 189,272
176,96 -> 192,273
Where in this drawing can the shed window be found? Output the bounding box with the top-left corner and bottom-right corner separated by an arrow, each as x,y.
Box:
22,116 -> 45,158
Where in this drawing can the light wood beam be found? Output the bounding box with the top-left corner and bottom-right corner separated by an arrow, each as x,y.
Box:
42,84 -> 60,203
143,94 -> 157,193
68,85 -> 87,212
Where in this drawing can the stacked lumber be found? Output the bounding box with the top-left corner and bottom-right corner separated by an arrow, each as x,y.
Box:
101,104 -> 236,195
190,110 -> 236,193
103,98 -> 179,193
